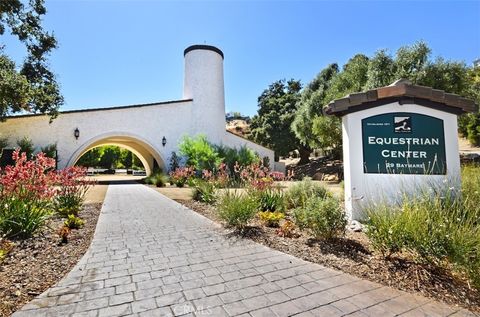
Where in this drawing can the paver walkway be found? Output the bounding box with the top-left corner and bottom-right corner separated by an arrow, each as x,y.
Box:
14,184 -> 476,317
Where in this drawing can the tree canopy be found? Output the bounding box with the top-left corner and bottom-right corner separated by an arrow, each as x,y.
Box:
0,0 -> 63,119
248,79 -> 311,164
76,146 -> 143,170
292,41 -> 480,157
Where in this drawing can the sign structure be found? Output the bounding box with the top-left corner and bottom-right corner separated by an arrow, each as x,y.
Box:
362,112 -> 446,175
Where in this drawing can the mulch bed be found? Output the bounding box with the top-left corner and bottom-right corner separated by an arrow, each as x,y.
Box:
0,203 -> 102,317
178,199 -> 480,314
287,157 -> 344,181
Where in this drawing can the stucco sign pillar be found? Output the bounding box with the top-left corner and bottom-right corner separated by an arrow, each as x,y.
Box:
325,79 -> 478,220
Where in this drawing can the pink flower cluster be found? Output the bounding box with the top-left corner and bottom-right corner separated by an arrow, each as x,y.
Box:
56,165 -> 92,197
235,162 -> 290,190
0,150 -> 57,200
170,166 -> 195,187
0,149 -> 91,201
202,163 -> 229,188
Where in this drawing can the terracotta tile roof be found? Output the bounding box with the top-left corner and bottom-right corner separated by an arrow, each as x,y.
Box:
324,79 -> 478,116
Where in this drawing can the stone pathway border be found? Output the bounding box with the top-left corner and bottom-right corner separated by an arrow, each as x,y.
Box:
13,183 -> 477,317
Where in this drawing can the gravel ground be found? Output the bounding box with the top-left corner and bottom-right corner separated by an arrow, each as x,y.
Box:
178,199 -> 480,314
0,203 -> 101,317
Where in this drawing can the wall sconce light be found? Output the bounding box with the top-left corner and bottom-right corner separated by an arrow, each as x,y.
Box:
74,128 -> 80,140
162,136 -> 167,147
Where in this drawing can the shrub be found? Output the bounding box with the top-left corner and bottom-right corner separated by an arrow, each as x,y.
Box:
365,171 -> 480,289
41,143 -> 57,160
257,189 -> 284,212
192,180 -> 216,204
16,136 -> 35,159
54,166 -> 91,217
145,172 -> 169,187
276,220 -> 296,238
217,191 -> 258,230
169,151 -> 181,171
179,135 -> 221,171
293,196 -> 346,239
0,197 -> 52,239
64,214 -> 84,229
258,211 -> 284,227
285,177 -> 331,209
465,112 -> 480,146
202,163 -> 230,188
0,150 -> 57,238
153,174 -> 169,187
215,144 -> 259,181
169,166 -> 195,187
57,226 -> 70,244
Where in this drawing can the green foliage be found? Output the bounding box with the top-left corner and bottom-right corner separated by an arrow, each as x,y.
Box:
16,136 -> 34,159
365,166 -> 480,289
179,135 -> 221,171
258,211 -> 284,227
54,193 -> 84,217
249,79 -> 309,162
0,135 -> 9,160
169,151 -> 180,171
257,189 -> 284,212
99,146 -> 121,169
145,172 -> 169,187
293,196 -> 346,240
0,0 -> 63,119
215,144 -> 259,184
292,64 -> 339,152
192,179 -> 216,204
217,191 -> 258,230
293,41 -> 480,151
63,214 -> 84,229
41,143 -> 57,160
285,177 -> 331,209
365,50 -> 396,89
311,116 -> 342,158
215,145 -> 258,170
76,147 -> 100,168
324,54 -> 369,103
76,146 -> 143,169
0,197 -> 52,239
466,113 -> 480,146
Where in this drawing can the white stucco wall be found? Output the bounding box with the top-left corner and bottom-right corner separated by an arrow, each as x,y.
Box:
0,100 -> 194,173
343,102 -> 461,220
0,45 -> 275,173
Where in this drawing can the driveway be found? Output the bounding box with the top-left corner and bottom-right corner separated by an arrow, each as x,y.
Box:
13,183 -> 476,317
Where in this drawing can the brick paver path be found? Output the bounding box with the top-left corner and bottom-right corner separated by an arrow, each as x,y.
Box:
14,184 -> 477,317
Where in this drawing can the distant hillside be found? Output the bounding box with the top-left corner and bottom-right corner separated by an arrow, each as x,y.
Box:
226,119 -> 250,138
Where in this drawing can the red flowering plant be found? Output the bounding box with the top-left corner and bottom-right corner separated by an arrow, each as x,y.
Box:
234,162 -> 292,213
54,166 -> 92,217
0,150 -> 57,238
169,166 -> 195,188
202,163 -> 230,188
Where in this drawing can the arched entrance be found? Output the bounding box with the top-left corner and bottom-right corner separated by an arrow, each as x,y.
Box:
67,132 -> 166,176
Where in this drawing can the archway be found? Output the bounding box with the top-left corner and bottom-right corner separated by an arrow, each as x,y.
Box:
67,132 -> 166,176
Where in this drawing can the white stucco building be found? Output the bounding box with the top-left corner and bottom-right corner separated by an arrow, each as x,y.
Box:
0,45 -> 274,174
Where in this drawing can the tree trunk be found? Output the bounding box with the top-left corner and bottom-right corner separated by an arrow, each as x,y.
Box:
298,146 -> 311,165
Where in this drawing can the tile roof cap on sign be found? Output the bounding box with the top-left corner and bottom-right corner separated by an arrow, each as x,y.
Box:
324,79 -> 478,116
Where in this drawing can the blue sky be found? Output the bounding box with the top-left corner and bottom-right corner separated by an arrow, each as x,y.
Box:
2,0 -> 479,116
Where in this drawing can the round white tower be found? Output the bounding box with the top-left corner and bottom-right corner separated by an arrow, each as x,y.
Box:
183,45 -> 226,143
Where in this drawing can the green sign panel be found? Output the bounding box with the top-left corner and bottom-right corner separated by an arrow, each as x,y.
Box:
362,113 -> 446,174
